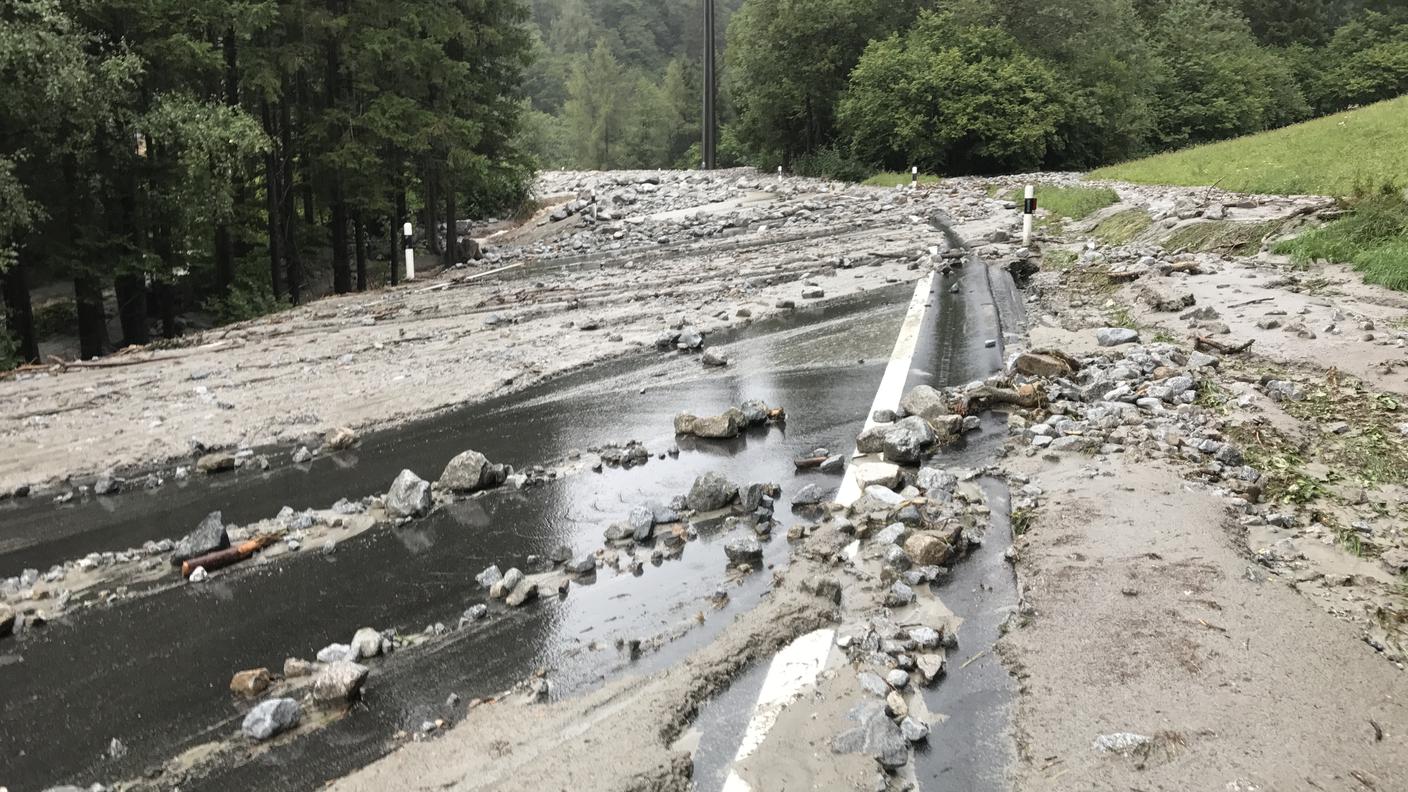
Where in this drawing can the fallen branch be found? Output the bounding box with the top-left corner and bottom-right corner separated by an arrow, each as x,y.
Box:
1194,335 -> 1255,355
957,383 -> 1044,415
1228,296 -> 1275,309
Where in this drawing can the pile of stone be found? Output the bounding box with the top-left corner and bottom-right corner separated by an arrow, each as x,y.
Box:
1006,337 -> 1264,504
855,385 -> 981,464
675,399 -> 785,440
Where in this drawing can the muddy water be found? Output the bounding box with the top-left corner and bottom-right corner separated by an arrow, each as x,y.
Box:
0,296 -> 911,791
0,284 -> 911,577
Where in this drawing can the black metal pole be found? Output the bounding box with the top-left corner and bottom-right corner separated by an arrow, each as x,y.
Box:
703,0 -> 717,170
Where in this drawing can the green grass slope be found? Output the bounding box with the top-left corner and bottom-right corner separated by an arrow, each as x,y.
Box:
1091,95 -> 1408,197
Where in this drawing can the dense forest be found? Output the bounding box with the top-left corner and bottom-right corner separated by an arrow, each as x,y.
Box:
4,0 -> 1408,366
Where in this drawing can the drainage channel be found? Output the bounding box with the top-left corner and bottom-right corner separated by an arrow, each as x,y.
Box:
1,297 -> 917,792
689,216 -> 1023,791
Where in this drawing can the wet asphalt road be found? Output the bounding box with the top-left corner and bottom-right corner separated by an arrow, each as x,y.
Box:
1,286 -> 912,791
1,214 -> 1023,792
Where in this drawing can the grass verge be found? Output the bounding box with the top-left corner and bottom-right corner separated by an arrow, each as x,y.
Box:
1162,219 -> 1284,256
863,172 -> 943,188
1003,185 -> 1118,220
1090,95 -> 1408,196
1274,192 -> 1408,291
1092,208 -> 1153,245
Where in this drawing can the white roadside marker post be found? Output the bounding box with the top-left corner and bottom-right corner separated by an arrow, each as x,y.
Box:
403,222 -> 415,282
911,166 -> 918,190
1022,184 -> 1036,247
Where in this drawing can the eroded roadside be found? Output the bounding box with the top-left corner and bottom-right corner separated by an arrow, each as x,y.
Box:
994,179 -> 1408,790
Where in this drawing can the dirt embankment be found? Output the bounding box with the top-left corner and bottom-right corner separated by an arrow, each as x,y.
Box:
997,179 -> 1408,790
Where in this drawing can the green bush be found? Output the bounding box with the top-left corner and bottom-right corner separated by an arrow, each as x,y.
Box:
203,275 -> 289,325
837,10 -> 1066,175
792,146 -> 873,183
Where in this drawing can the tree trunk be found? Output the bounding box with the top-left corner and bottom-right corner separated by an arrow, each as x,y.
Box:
331,196 -> 351,293
444,186 -> 457,269
354,213 -> 368,291
391,190 -> 405,286
74,274 -> 110,360
280,99 -> 302,304
113,273 -> 150,347
262,102 -> 286,300
1,259 -> 39,363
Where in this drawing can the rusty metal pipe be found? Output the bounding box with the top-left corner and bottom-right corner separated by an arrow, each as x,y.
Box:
182,535 -> 278,578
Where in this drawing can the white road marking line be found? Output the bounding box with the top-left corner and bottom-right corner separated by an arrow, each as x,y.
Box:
720,628 -> 836,792
835,273 -> 937,507
720,273 -> 938,789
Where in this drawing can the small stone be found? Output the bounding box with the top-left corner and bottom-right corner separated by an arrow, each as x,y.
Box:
505,582 -> 539,607
724,535 -> 764,564
242,698 -> 301,741
283,657 -> 316,678
171,511 -> 229,567
385,469 -> 432,518
351,627 -> 382,659
323,427 -> 357,450
187,566 -> 209,583
900,716 -> 930,742
313,660 -> 370,703
886,669 -> 910,689
476,565 -> 503,589
230,668 -> 272,697
1095,327 -> 1139,347
196,452 -> 236,475
316,643 -> 356,664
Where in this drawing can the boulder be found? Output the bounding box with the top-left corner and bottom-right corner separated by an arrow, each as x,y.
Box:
831,700 -> 908,769
682,409 -> 747,439
312,660 -> 370,703
880,417 -> 935,464
792,483 -> 827,506
904,533 -> 952,566
899,385 -> 950,421
171,511 -> 229,567
687,472 -> 737,512
323,427 -> 358,450
317,643 -> 356,664
852,462 -> 901,490
505,582 -> 539,607
724,535 -> 764,564
351,627 -> 382,660
476,565 -> 502,588
1012,352 -> 1075,379
229,667 -> 272,697
196,452 -> 236,475
567,554 -> 597,575
242,698 -> 301,740
385,469 -> 432,518
439,450 -> 502,493
628,506 -> 656,542
490,567 -> 524,599
1096,327 -> 1139,347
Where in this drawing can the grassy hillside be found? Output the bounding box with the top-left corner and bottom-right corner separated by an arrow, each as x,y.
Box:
1091,96 -> 1408,197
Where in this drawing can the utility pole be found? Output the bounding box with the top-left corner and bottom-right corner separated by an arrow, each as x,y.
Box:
703,0 -> 717,170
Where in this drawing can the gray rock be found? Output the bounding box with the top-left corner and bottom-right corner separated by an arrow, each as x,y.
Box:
876,523 -> 909,545
316,643 -> 356,663
196,451 -> 236,475
1096,327 -> 1140,347
792,483 -> 827,506
312,660 -> 370,702
242,698 -> 301,740
886,669 -> 910,689
687,472 -> 738,512
628,506 -> 656,541
819,454 -> 846,473
292,446 -> 313,464
676,327 -> 704,350
93,471 -> 120,496
701,349 -> 729,367
857,671 -> 889,697
171,511 -> 229,566
899,385 -> 950,421
567,554 -> 597,574
491,567 -> 524,598
916,467 -> 957,494
900,716 -> 930,742
724,535 -> 764,564
887,581 -> 916,606
476,565 -> 502,588
385,469 -> 432,518
505,582 -> 539,607
351,627 -> 382,660
909,626 -> 940,648
187,566 -> 209,583
880,417 -> 936,464
439,450 -> 502,493
831,700 -> 909,769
